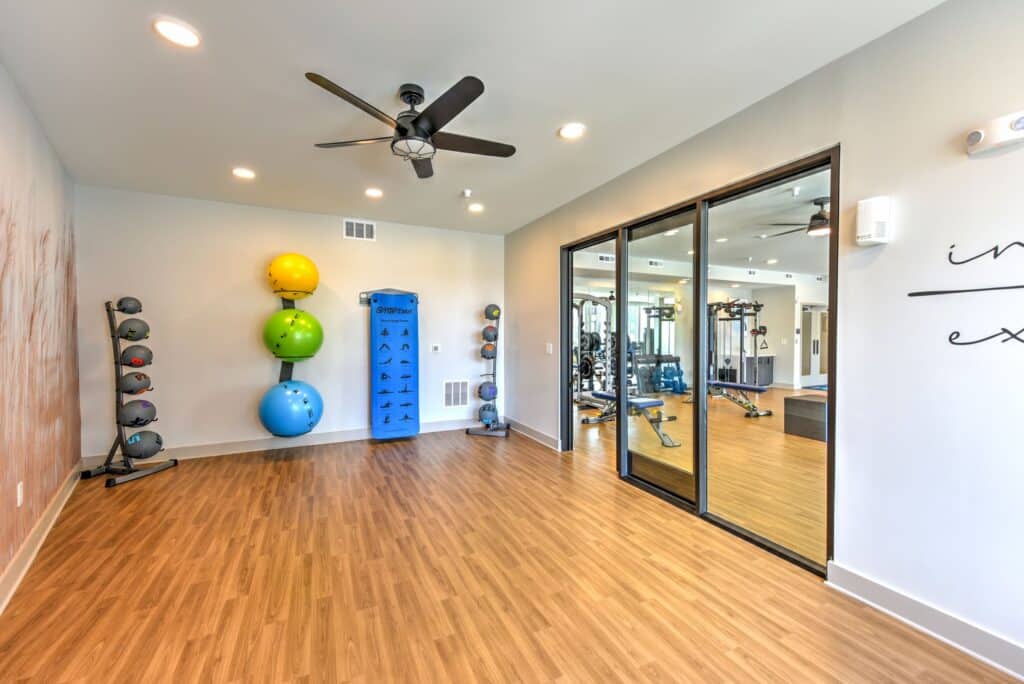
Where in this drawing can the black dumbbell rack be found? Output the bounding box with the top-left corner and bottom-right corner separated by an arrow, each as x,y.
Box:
467,312 -> 510,439
81,300 -> 178,487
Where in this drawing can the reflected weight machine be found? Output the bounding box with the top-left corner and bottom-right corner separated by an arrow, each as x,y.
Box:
706,300 -> 772,417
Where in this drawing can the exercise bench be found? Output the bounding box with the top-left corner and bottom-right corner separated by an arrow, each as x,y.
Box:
708,380 -> 772,418
585,391 -> 681,448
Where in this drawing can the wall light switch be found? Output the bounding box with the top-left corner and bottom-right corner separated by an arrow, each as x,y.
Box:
546,343 -> 554,355
17,481 -> 24,508
431,344 -> 441,353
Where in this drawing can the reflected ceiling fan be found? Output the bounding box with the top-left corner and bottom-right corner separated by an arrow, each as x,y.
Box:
758,197 -> 831,238
305,72 -> 516,179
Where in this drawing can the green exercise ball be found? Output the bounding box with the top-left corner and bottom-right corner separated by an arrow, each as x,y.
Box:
262,308 -> 324,361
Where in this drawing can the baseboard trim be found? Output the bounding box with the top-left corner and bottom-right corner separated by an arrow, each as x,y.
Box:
82,419 -> 478,468
827,562 -> 1023,680
504,418 -> 560,451
0,465 -> 80,616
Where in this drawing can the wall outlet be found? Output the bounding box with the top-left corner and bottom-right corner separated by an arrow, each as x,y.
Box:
546,342 -> 554,355
16,481 -> 24,508
431,343 -> 441,353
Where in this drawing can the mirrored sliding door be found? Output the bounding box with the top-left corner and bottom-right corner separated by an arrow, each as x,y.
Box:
625,208 -> 696,501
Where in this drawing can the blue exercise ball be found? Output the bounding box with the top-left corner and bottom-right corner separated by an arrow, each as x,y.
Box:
258,380 -> 324,437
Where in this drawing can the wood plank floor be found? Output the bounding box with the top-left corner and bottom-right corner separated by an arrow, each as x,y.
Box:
577,387 -> 828,564
0,431 -> 1008,682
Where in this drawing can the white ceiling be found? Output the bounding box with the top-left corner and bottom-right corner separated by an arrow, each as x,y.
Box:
0,1 -> 942,234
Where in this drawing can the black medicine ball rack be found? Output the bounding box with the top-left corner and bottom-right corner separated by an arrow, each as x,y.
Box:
467,304 -> 510,438
81,297 -> 178,487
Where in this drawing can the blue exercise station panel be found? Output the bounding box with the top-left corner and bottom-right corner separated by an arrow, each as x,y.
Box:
368,291 -> 420,439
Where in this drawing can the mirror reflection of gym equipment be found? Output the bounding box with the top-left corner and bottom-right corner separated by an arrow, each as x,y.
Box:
564,164 -> 833,570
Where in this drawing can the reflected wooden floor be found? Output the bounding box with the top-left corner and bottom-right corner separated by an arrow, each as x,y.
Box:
0,431 -> 1007,682
576,387 -> 827,565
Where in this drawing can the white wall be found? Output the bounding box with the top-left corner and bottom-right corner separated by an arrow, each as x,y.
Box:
754,286 -> 798,387
75,186 -> 503,457
503,0 -> 1023,670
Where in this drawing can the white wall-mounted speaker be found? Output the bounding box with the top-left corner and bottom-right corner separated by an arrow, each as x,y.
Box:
856,196 -> 892,246
965,110 -> 1024,156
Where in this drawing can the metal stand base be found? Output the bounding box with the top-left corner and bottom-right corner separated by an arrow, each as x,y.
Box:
81,459 -> 179,488
466,423 -> 510,438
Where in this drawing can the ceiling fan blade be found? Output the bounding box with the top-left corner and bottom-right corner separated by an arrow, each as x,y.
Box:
767,227 -> 807,238
433,132 -> 515,158
314,137 -> 393,149
305,72 -> 402,131
412,158 -> 434,179
412,77 -> 484,136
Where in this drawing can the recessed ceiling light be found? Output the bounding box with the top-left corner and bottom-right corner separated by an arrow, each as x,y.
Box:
468,202 -> 485,213
687,249 -> 695,255
758,234 -> 769,240
792,186 -> 801,197
715,237 -> 729,243
765,258 -> 779,265
678,279 -> 689,284
365,187 -> 383,199
730,283 -> 741,288
153,17 -> 201,48
664,229 -> 679,237
557,122 -> 586,140
232,167 -> 255,180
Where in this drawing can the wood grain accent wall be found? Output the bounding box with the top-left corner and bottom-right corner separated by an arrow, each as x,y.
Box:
0,64 -> 80,577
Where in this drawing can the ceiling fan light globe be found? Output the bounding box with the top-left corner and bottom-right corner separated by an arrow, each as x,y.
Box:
391,136 -> 436,161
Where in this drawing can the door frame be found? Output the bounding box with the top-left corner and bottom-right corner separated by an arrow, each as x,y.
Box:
559,145 -> 840,575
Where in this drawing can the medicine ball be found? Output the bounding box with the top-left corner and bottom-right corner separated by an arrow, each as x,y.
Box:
123,430 -> 163,460
118,399 -> 157,427
120,344 -> 152,367
482,325 -> 498,342
484,304 -> 501,320
267,253 -> 319,300
478,403 -> 498,425
262,309 -> 324,361
481,343 -> 497,359
478,381 -> 498,401
116,318 -> 150,341
118,372 -> 151,394
116,296 -> 142,314
258,380 -> 324,437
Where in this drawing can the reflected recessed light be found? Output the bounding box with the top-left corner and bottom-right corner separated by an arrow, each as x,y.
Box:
730,283 -> 741,288
153,17 -> 201,48
687,249 -> 695,255
792,186 -> 801,197
365,187 -> 383,199
678,279 -> 689,284
557,122 -> 586,140
468,202 -> 485,213
765,258 -> 779,265
664,229 -> 679,237
232,167 -> 255,180
758,234 -> 769,240
715,237 -> 729,243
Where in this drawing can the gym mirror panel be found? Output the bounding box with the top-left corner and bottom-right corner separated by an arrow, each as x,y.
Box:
705,167 -> 830,566
571,238 -> 618,459
624,210 -> 696,501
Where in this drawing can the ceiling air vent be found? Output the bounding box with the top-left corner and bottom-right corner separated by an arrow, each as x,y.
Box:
343,218 -> 376,241
647,259 -> 665,268
597,254 -> 615,264
444,380 -> 469,408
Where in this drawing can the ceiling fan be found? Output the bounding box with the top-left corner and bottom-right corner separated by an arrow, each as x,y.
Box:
305,72 -> 516,179
758,197 -> 831,238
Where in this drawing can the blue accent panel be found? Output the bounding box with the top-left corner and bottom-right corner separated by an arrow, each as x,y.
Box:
370,292 -> 420,439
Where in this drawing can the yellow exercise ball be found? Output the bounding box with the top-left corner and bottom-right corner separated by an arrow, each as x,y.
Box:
267,253 -> 319,299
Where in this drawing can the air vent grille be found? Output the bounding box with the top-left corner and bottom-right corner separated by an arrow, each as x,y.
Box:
647,259 -> 665,268
444,380 -> 469,408
344,218 -> 376,241
597,254 -> 615,264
